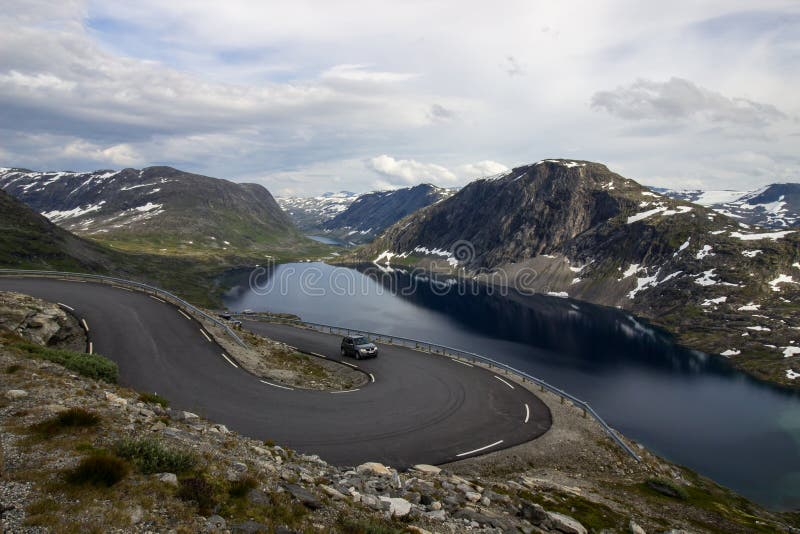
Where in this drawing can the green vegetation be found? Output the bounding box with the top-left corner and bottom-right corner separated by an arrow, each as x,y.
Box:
644,477 -> 689,500
138,391 -> 169,408
114,438 -> 197,474
10,341 -> 118,383
177,476 -> 219,515
335,514 -> 407,534
518,490 -> 625,532
30,408 -> 101,438
5,363 -> 21,373
65,453 -> 130,487
228,475 -> 258,498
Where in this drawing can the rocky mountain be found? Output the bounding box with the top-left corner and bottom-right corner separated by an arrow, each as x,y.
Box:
277,191 -> 359,231
658,183 -> 800,228
322,184 -> 453,244
360,159 -> 800,386
0,166 -> 306,257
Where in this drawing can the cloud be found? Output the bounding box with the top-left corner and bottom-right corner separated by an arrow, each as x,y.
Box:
366,155 -> 457,186
428,104 -> 456,122
321,64 -> 417,83
591,77 -> 786,127
456,160 -> 510,179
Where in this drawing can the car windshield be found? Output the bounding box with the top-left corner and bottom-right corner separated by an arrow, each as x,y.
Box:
352,336 -> 368,345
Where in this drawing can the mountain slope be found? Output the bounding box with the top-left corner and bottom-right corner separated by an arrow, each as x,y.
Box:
659,184 -> 800,228
361,159 -> 800,386
322,183 -> 452,244
0,166 -> 310,257
277,191 -> 359,231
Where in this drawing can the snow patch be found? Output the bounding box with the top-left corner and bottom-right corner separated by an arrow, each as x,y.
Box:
694,269 -> 718,286
696,245 -> 714,260
730,230 -> 795,241
769,274 -> 796,292
701,296 -> 727,307
783,347 -> 800,358
42,201 -> 106,222
721,349 -> 741,357
741,250 -> 762,258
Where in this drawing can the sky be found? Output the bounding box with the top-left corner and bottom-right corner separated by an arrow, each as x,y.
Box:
0,1 -> 798,196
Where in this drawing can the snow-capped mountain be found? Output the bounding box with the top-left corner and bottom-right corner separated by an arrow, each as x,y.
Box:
0,166 -> 300,255
658,184 -> 800,228
276,191 -> 359,231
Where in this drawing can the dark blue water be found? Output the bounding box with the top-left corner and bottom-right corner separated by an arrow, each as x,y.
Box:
306,234 -> 346,246
223,262 -> 800,510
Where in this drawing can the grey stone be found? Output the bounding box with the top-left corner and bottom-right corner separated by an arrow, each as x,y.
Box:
424,509 -> 447,522
546,511 -> 587,534
357,462 -> 392,476
520,501 -> 548,524
630,520 -> 646,534
5,389 -> 28,399
283,483 -> 321,510
379,496 -> 412,517
230,520 -> 270,533
412,464 -> 441,475
206,514 -> 226,531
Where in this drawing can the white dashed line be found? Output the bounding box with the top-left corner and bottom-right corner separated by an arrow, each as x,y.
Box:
81,319 -> 89,332
524,403 -> 530,424
494,375 -> 515,389
88,342 -> 93,355
310,352 -> 327,359
200,329 -> 212,342
451,358 -> 474,367
221,353 -> 238,368
114,286 -> 132,292
369,373 -> 375,383
57,302 -> 74,311
149,295 -> 166,303
331,389 -> 360,394
340,361 -> 358,369
260,379 -> 293,391
178,310 -> 192,320
456,440 -> 504,457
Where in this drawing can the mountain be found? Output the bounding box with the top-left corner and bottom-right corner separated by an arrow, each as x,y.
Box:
321,184 -> 453,244
658,184 -> 800,228
360,159 -> 800,386
0,166 -> 308,258
277,191 -> 359,231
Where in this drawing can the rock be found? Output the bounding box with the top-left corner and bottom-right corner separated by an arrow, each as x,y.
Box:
251,446 -> 271,456
206,514 -> 226,531
465,491 -> 481,502
155,472 -> 179,487
5,390 -> 28,400
150,421 -> 167,431
230,520 -> 270,533
406,527 -> 433,534
357,462 -> 392,476
546,511 -> 587,534
230,461 -> 248,473
361,494 -> 382,510
129,505 -> 143,524
213,423 -> 230,434
320,484 -> 347,500
454,508 -> 514,530
423,509 -> 446,522
480,496 -> 491,507
283,483 -> 322,510
104,391 -> 127,405
413,464 -> 442,475
630,520 -> 646,534
520,502 -> 548,524
246,489 -> 272,506
430,501 -> 442,511
379,496 -> 412,517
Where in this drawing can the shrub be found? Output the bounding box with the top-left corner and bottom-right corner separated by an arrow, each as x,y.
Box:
5,364 -> 22,373
336,513 -> 406,534
114,438 -> 197,474
30,408 -> 100,438
66,454 -> 129,487
11,342 -> 118,383
178,477 -> 218,515
228,475 -> 258,498
645,478 -> 689,500
138,391 -> 169,408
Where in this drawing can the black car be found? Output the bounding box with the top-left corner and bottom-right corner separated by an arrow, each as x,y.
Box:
340,336 -> 378,359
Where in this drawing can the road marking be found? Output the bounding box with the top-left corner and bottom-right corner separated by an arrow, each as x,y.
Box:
369,373 -> 375,383
310,352 -> 327,359
221,353 -> 238,368
451,358 -> 473,367
200,329 -> 212,342
178,309 -> 192,320
114,286 -> 132,292
524,403 -> 530,424
456,439 -> 504,457
494,375 -> 515,389
340,361 -> 358,369
260,379 -> 293,391
149,295 -> 166,303
57,302 -> 74,311
331,389 -> 360,394
81,319 -> 89,332
88,342 -> 93,355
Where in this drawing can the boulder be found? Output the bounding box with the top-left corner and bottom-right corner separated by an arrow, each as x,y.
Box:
356,462 -> 392,476
546,511 -> 587,534
630,520 -> 646,534
319,484 -> 347,500
155,473 -> 178,487
206,514 -> 226,532
412,464 -> 441,475
283,483 -> 321,510
379,496 -> 412,517
5,390 -> 28,400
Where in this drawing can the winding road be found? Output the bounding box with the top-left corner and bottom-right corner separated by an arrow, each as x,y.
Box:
0,277 -> 551,468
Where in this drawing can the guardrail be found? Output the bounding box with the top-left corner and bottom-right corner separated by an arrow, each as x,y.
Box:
0,269 -> 247,348
243,314 -> 642,462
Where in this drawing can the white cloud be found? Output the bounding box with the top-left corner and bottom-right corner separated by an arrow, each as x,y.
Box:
367,155 -> 458,185
321,64 -> 417,83
457,160 -> 510,179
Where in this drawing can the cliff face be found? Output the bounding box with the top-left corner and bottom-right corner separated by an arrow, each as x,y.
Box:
362,159 -> 800,386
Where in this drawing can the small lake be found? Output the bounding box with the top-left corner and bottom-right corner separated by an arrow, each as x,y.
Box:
223,262 -> 800,509
306,234 -> 346,246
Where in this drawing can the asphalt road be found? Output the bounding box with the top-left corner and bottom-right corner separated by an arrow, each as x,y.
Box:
0,277 -> 551,468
